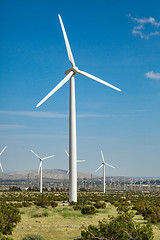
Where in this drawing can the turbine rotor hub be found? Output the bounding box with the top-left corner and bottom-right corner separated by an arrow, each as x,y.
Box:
65,66 -> 79,75
72,66 -> 79,73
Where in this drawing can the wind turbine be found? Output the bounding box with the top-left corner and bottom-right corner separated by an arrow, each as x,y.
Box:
65,150 -> 85,174
31,150 -> 54,193
0,146 -> 7,172
36,14 -> 121,202
95,151 -> 115,193
65,150 -> 85,163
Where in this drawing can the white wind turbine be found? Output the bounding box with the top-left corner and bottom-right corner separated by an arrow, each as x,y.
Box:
31,150 -> 54,193
95,151 -> 115,193
36,14 -> 121,202
0,146 -> 7,172
65,150 -> 85,174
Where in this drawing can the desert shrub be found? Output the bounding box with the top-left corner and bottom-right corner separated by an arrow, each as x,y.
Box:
31,210 -> 49,218
0,204 -> 21,235
20,210 -> 25,214
0,233 -> 13,240
78,198 -> 86,204
22,201 -> 31,207
9,186 -> 21,192
113,201 -> 120,207
69,201 -> 76,206
117,204 -> 130,213
76,212 -> 153,240
50,201 -> 58,208
11,202 -> 23,208
81,205 -> 96,215
132,201 -> 147,214
42,210 -> 49,217
31,213 -> 40,218
133,201 -> 160,223
21,234 -> 45,240
73,204 -> 84,211
94,201 -> 106,209
34,197 -> 50,208
143,205 -> 160,223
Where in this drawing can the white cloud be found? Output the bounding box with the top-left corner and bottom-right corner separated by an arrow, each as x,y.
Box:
131,16 -> 160,27
0,124 -> 25,130
128,14 -> 160,39
0,111 -> 116,119
0,111 -> 68,118
145,71 -> 160,80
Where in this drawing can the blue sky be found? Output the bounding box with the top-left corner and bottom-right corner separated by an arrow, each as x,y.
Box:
0,0 -> 160,177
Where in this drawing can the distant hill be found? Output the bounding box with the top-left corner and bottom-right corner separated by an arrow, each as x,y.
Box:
0,169 -> 92,181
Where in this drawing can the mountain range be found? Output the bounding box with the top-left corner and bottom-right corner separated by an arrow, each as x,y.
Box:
0,169 -> 92,181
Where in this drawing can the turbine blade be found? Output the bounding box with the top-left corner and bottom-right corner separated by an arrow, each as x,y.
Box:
77,70 -> 121,92
0,146 -> 7,156
42,155 -> 55,160
65,150 -> 85,162
58,14 -> 75,67
31,150 -> 41,160
65,150 -> 69,157
104,162 -> 115,168
95,164 -> 103,172
101,150 -> 105,163
36,71 -> 74,108
0,162 -> 3,172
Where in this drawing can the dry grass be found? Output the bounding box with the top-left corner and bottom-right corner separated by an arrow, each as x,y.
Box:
12,203 -> 117,240
9,202 -> 160,240
153,223 -> 160,240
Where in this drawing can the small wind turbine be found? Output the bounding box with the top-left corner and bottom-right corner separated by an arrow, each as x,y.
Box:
0,146 -> 7,172
95,151 -> 115,193
65,150 -> 85,174
31,150 -> 54,193
36,14 -> 121,202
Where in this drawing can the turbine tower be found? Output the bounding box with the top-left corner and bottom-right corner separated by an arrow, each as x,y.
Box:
31,150 -> 54,193
0,146 -> 7,172
36,14 -> 121,202
95,151 -> 115,193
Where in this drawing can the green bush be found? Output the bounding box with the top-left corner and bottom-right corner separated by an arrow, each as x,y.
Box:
117,204 -> 130,213
69,201 -> 76,206
73,204 -> 84,211
42,210 -> 49,217
0,204 -> 21,235
31,210 -> 49,218
0,233 -> 13,240
133,201 -> 160,223
22,201 -> 32,207
34,197 -> 50,208
94,201 -> 106,209
143,205 -> 160,223
76,212 -> 153,240
21,234 -> 45,240
50,201 -> 58,208
20,210 -> 25,214
81,205 -> 96,215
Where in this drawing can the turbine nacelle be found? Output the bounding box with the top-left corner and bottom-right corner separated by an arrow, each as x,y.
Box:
65,66 -> 79,76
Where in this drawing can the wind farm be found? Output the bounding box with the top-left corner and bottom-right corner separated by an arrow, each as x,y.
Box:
1,1 -> 160,239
